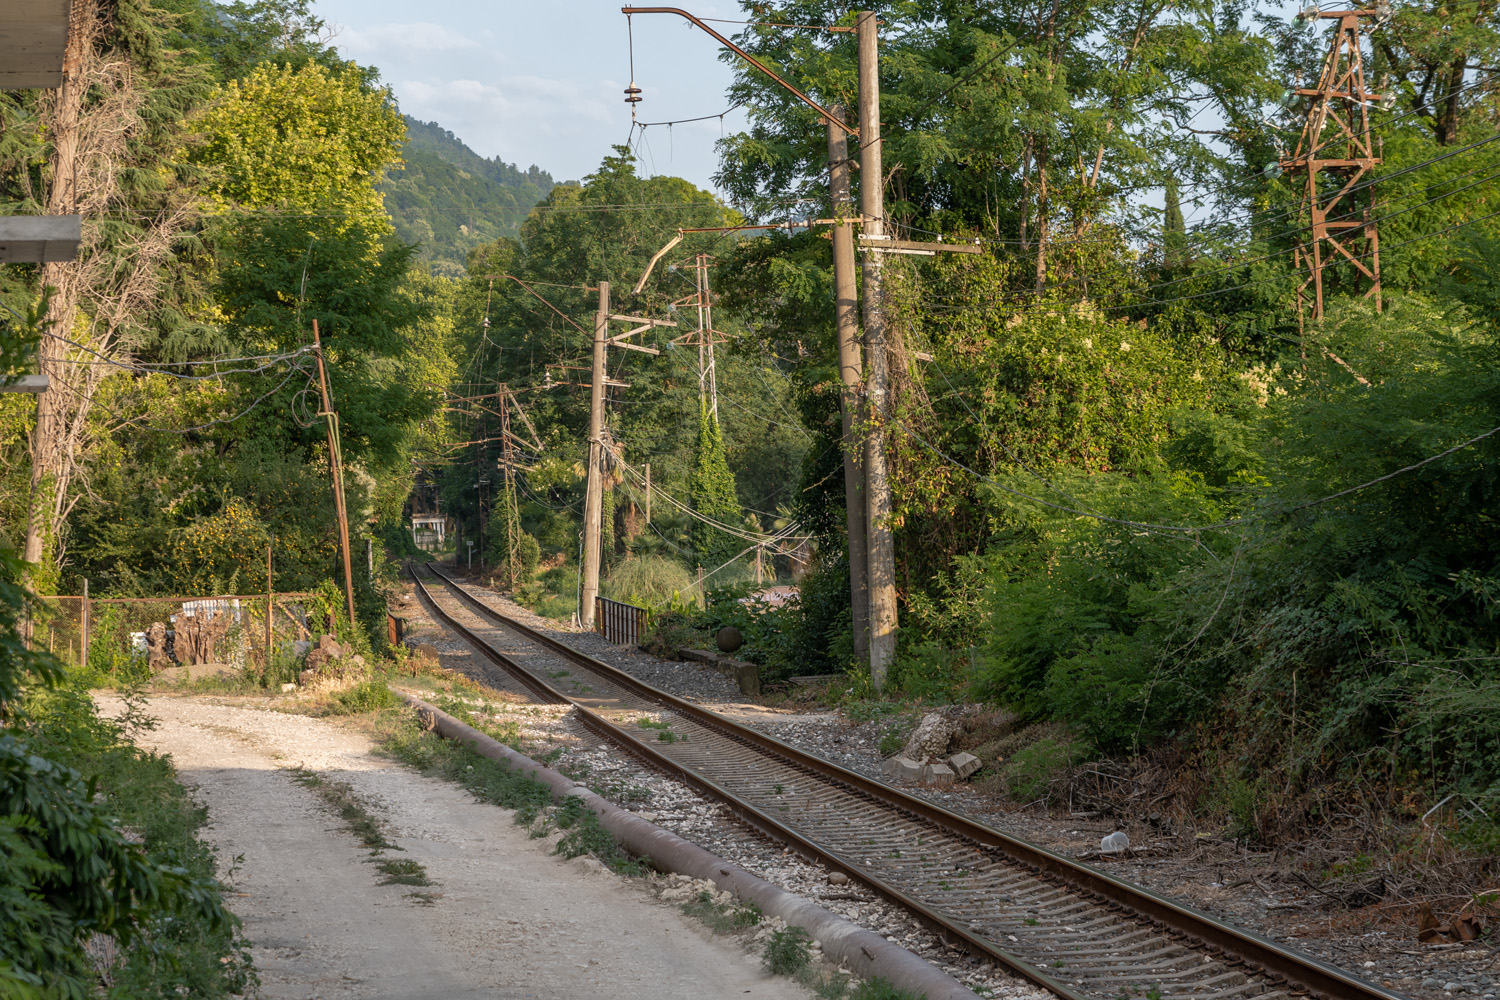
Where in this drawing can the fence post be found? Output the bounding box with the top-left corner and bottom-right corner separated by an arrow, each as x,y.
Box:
80,578 -> 89,670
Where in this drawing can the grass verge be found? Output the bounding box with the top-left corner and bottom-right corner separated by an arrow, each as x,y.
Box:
289,767 -> 434,892
377,712 -> 647,875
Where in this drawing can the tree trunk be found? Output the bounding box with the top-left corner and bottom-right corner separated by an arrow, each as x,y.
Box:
23,0 -> 94,578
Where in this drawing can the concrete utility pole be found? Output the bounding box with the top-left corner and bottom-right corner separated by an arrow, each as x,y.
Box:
858,10 -> 898,691
579,289 -> 673,628
312,320 -> 358,630
827,107 -> 870,667
581,281 -> 610,629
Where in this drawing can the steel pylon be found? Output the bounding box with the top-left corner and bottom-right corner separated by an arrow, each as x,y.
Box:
1279,8 -> 1387,324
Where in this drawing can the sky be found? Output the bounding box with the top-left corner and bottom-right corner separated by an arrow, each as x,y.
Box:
314,0 -> 753,193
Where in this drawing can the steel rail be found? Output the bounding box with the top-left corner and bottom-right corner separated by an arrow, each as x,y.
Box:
415,563 -> 1406,1000
408,565 -> 1079,997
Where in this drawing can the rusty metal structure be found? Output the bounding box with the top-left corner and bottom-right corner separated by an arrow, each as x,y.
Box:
1279,8 -> 1387,323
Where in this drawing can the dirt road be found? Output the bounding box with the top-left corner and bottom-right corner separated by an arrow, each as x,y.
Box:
103,695 -> 809,1000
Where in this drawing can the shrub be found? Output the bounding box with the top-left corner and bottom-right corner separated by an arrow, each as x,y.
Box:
603,555 -> 694,608
333,680 -> 397,714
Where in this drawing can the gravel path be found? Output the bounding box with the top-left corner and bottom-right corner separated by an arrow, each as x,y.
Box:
100,694 -> 811,1000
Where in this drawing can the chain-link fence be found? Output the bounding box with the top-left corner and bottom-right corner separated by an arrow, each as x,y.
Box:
28,592 -> 321,675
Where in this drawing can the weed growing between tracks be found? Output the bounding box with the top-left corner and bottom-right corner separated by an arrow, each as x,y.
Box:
289,767 -> 435,892
378,714 -> 647,875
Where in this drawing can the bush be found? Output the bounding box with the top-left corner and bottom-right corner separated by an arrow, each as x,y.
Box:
603,555 -> 694,608
333,680 -> 397,714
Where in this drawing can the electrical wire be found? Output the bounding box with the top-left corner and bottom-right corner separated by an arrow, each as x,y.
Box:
635,103 -> 745,127
1104,200 -> 1500,314
896,413 -> 1500,536
617,458 -> 809,545
38,332 -> 314,379
121,360 -> 316,436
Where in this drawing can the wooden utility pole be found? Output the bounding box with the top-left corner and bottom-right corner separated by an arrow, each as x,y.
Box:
80,577 -> 89,669
580,281 -> 610,629
858,10 -> 898,691
828,107 -> 871,667
312,320 -> 358,630
644,462 -> 651,524
265,545 -> 274,670
499,386 -> 522,590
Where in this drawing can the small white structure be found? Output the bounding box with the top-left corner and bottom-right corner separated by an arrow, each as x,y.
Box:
411,514 -> 447,552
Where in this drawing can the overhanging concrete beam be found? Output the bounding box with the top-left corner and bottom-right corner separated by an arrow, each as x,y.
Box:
0,215 -> 81,263
0,375 -> 49,394
0,1 -> 70,90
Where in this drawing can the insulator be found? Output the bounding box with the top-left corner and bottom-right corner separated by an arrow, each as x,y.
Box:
1263,161 -> 1284,180
624,83 -> 643,105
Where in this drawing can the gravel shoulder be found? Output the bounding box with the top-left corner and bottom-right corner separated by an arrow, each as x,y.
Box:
99,694 -> 811,1000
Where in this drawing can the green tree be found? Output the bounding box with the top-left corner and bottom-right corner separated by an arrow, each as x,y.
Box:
688,403 -> 742,564
188,60 -> 405,222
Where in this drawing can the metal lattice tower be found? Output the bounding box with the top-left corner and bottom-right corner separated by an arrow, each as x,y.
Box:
668,254 -> 730,418
1279,8 -> 1386,323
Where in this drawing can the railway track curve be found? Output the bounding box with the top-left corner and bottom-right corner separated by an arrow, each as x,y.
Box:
409,561 -> 1404,1000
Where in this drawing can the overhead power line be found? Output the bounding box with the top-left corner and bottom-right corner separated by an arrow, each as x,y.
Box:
896,415 -> 1500,537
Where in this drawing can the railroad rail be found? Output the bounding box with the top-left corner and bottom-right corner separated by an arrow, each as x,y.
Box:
409,562 -> 1404,1000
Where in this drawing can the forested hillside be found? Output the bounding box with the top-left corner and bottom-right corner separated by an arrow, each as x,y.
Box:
380,117 -> 555,275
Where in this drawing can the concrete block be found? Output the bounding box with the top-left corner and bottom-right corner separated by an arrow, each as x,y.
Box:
0,215 -> 79,262
923,762 -> 956,786
882,756 -> 923,782
946,751 -> 982,780
730,659 -> 760,697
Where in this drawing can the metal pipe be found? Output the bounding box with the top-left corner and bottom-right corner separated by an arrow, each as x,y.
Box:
621,7 -> 857,136
397,691 -> 982,1000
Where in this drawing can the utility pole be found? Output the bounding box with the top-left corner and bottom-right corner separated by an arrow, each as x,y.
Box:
858,10 -> 898,691
828,106 -> 871,667
581,281 -> 610,629
499,386 -> 522,590
1280,9 -> 1384,324
579,287 -> 672,628
644,462 -> 651,524
312,320 -> 358,630
266,544 -> 274,670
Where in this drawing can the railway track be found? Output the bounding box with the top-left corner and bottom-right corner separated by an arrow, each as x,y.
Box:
410,562 -> 1403,1000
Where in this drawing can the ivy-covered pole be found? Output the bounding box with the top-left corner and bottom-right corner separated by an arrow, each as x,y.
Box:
827,108 -> 870,668
859,10 -> 898,691
581,281 -> 610,629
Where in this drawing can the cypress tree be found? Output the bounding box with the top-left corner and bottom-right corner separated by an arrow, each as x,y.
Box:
687,403 -> 741,565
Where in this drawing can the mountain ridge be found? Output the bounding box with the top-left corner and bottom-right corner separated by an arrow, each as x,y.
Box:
379,116 -> 556,275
